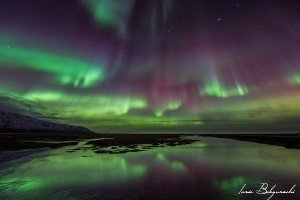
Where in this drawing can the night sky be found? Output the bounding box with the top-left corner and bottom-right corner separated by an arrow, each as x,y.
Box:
1,0 -> 300,133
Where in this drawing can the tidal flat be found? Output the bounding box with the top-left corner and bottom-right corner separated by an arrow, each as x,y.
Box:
0,133 -> 198,161
1,136 -> 300,200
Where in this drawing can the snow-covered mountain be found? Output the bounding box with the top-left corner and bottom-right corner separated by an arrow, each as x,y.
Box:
0,111 -> 93,134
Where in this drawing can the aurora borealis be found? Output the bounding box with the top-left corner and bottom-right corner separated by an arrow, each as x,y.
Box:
1,0 -> 300,132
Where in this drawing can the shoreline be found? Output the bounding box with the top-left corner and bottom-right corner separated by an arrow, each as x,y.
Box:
200,133 -> 300,149
1,133 -> 300,163
0,133 -> 198,156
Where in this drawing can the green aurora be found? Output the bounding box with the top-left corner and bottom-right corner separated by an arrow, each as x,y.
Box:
1,0 -> 300,133
0,45 -> 105,88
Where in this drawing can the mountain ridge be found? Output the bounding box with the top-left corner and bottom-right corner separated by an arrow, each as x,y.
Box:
0,111 -> 94,134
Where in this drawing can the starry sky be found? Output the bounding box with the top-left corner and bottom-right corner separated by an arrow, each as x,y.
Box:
1,0 -> 300,133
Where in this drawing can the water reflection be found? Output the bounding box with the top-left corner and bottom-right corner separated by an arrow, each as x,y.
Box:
155,153 -> 187,171
1,137 -> 300,200
0,152 -> 147,199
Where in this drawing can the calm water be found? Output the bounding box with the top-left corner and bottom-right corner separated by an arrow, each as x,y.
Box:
1,136 -> 300,200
